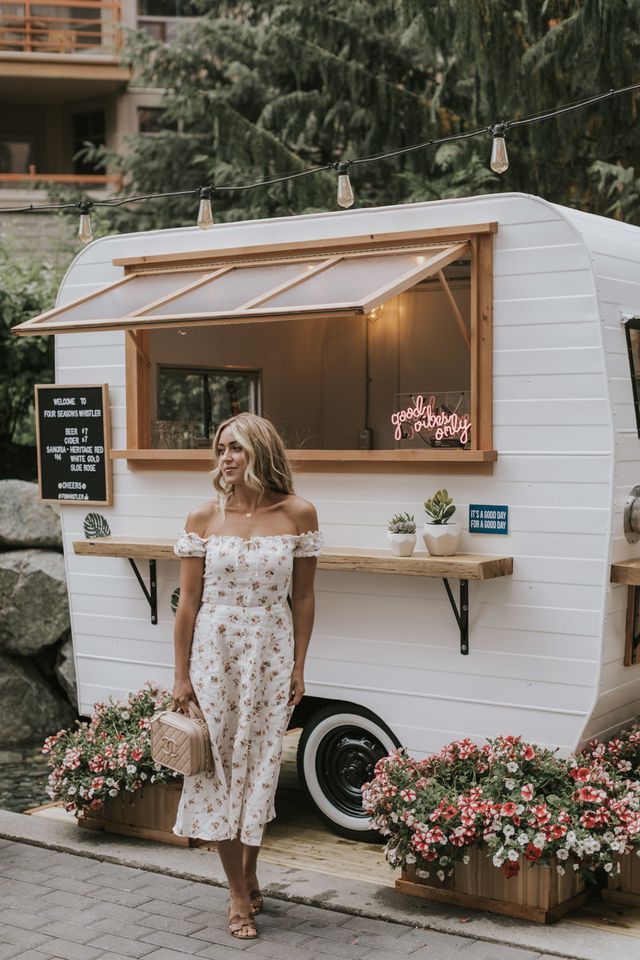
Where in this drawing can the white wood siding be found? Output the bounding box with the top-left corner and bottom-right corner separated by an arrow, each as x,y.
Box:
561,207 -> 640,742
56,194 -> 616,753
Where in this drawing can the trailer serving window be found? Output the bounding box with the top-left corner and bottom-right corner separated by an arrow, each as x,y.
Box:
13,224 -> 495,471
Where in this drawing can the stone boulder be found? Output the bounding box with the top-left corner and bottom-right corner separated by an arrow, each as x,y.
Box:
54,633 -> 77,707
0,480 -> 61,549
0,654 -> 76,747
0,550 -> 70,656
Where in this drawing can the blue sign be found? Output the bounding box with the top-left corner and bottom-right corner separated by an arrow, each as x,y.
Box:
469,504 -> 509,535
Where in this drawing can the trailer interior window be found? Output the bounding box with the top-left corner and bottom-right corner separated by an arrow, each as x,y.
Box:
154,365 -> 260,447
624,317 -> 640,437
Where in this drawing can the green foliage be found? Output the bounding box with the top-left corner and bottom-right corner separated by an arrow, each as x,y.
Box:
388,512 -> 416,534
424,489 -> 456,525
0,247 -> 62,444
76,1 -> 640,234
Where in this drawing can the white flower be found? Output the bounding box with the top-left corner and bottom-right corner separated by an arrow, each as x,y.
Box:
533,833 -> 546,850
437,870 -> 445,882
126,764 -> 137,774
504,778 -> 516,791
121,711 -> 130,720
463,855 -> 470,864
406,853 -> 416,864
506,761 -> 519,773
517,832 -> 529,846
503,825 -> 515,838
565,830 -> 577,846
508,849 -> 519,861
557,865 -> 565,876
573,863 -> 580,871
67,785 -> 77,795
109,789 -> 118,797
493,850 -> 505,868
556,848 -> 569,860
154,762 -> 162,771
417,869 -> 430,879
140,772 -> 147,781
604,862 -> 613,873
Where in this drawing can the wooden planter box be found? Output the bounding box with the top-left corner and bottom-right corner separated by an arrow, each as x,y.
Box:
603,854 -> 640,907
78,780 -> 187,846
396,848 -> 588,923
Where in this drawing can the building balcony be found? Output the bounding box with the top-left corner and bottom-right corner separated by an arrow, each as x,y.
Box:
0,1 -> 130,96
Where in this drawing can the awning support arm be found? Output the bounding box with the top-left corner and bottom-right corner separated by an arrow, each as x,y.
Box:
437,270 -> 471,349
442,577 -> 470,655
128,558 -> 158,625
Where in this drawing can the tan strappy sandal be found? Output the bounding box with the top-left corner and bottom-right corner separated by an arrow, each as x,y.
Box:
228,911 -> 258,940
249,888 -> 264,915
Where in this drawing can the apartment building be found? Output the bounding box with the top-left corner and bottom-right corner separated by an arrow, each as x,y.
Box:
0,1 -> 195,249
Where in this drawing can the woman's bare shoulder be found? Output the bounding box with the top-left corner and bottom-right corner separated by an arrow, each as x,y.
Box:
184,500 -> 220,536
281,494 -> 318,533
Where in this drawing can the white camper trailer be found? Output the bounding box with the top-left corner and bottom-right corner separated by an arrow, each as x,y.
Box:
14,192 -> 640,840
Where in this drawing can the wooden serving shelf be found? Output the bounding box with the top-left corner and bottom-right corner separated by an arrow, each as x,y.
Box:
72,536 -> 512,581
72,537 -> 512,655
611,558 -> 640,585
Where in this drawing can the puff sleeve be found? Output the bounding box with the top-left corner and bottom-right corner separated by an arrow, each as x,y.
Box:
174,530 -> 206,558
292,530 -> 323,558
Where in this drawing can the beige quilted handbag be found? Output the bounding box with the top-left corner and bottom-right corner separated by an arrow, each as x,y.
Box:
150,701 -> 214,777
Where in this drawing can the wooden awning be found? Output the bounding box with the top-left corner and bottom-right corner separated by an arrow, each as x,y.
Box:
12,241 -> 468,337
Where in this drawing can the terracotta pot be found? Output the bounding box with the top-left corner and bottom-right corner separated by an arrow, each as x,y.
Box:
422,521 -> 462,556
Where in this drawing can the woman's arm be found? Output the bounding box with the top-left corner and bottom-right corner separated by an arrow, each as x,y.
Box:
288,499 -> 320,707
172,514 -> 207,711
289,555 -> 318,706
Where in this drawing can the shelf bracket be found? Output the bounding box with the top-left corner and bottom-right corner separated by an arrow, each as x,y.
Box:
128,558 -> 158,625
627,585 -> 640,665
442,578 -> 469,655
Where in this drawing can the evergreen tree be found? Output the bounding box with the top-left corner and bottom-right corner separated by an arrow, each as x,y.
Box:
81,0 -> 640,233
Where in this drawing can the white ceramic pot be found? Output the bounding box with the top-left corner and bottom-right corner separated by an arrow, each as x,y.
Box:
422,521 -> 462,557
386,531 -> 417,557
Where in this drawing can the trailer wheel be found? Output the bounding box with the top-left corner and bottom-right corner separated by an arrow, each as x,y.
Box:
296,702 -> 401,842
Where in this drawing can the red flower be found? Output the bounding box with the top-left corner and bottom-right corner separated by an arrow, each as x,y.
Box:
520,783 -> 534,801
570,767 -> 592,782
501,802 -> 517,817
502,860 -> 520,878
525,843 -> 542,862
522,745 -> 536,761
130,747 -> 143,762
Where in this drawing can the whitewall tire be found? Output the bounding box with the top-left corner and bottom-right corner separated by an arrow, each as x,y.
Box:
296,702 -> 401,842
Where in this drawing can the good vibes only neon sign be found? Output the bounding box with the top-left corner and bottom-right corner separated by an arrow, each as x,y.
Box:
391,394 -> 472,446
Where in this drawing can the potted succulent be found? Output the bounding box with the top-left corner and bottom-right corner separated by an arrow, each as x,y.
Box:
423,489 -> 461,556
387,512 -> 417,556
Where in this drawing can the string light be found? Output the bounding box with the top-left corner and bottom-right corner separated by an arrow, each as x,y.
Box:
77,200 -> 93,243
335,161 -> 355,208
2,82 -> 639,224
196,185 -> 214,229
490,122 -> 509,174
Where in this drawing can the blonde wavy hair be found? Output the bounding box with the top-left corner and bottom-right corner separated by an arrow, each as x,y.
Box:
211,413 -> 294,508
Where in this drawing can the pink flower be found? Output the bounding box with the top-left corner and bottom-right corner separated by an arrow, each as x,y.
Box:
520,783 -> 534,801
522,745 -> 536,761
130,747 -> 143,762
400,789 -> 416,803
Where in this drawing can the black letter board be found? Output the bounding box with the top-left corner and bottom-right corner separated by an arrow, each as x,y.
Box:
35,384 -> 113,505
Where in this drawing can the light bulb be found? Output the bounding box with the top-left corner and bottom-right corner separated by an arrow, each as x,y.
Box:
197,186 -> 214,229
490,123 -> 509,174
335,162 -> 354,208
77,202 -> 93,243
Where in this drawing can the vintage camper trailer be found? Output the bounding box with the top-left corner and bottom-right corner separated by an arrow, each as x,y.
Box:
14,192 -> 640,840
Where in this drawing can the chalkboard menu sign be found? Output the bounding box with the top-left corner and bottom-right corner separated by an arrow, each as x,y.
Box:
35,384 -> 112,505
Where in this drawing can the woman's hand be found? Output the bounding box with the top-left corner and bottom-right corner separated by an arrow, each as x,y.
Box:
288,666 -> 305,707
172,676 -> 197,713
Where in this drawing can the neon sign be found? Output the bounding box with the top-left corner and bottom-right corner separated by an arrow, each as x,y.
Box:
391,394 -> 472,446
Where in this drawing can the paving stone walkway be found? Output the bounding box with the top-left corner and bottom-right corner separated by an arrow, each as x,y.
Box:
0,839 -> 571,960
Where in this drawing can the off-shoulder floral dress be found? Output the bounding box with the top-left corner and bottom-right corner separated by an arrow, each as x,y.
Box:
172,529 -> 323,846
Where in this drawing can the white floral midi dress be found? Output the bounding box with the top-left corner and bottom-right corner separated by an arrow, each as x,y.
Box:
172,529 -> 323,846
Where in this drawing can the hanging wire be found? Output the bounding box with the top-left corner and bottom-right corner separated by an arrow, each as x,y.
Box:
1,81 -> 638,217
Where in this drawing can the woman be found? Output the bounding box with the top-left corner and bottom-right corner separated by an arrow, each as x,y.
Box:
172,413 -> 321,941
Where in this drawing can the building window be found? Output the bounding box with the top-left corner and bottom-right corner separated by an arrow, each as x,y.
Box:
154,366 -> 261,447
137,106 -> 178,134
72,110 -> 106,175
624,317 -> 640,437
0,135 -> 35,173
